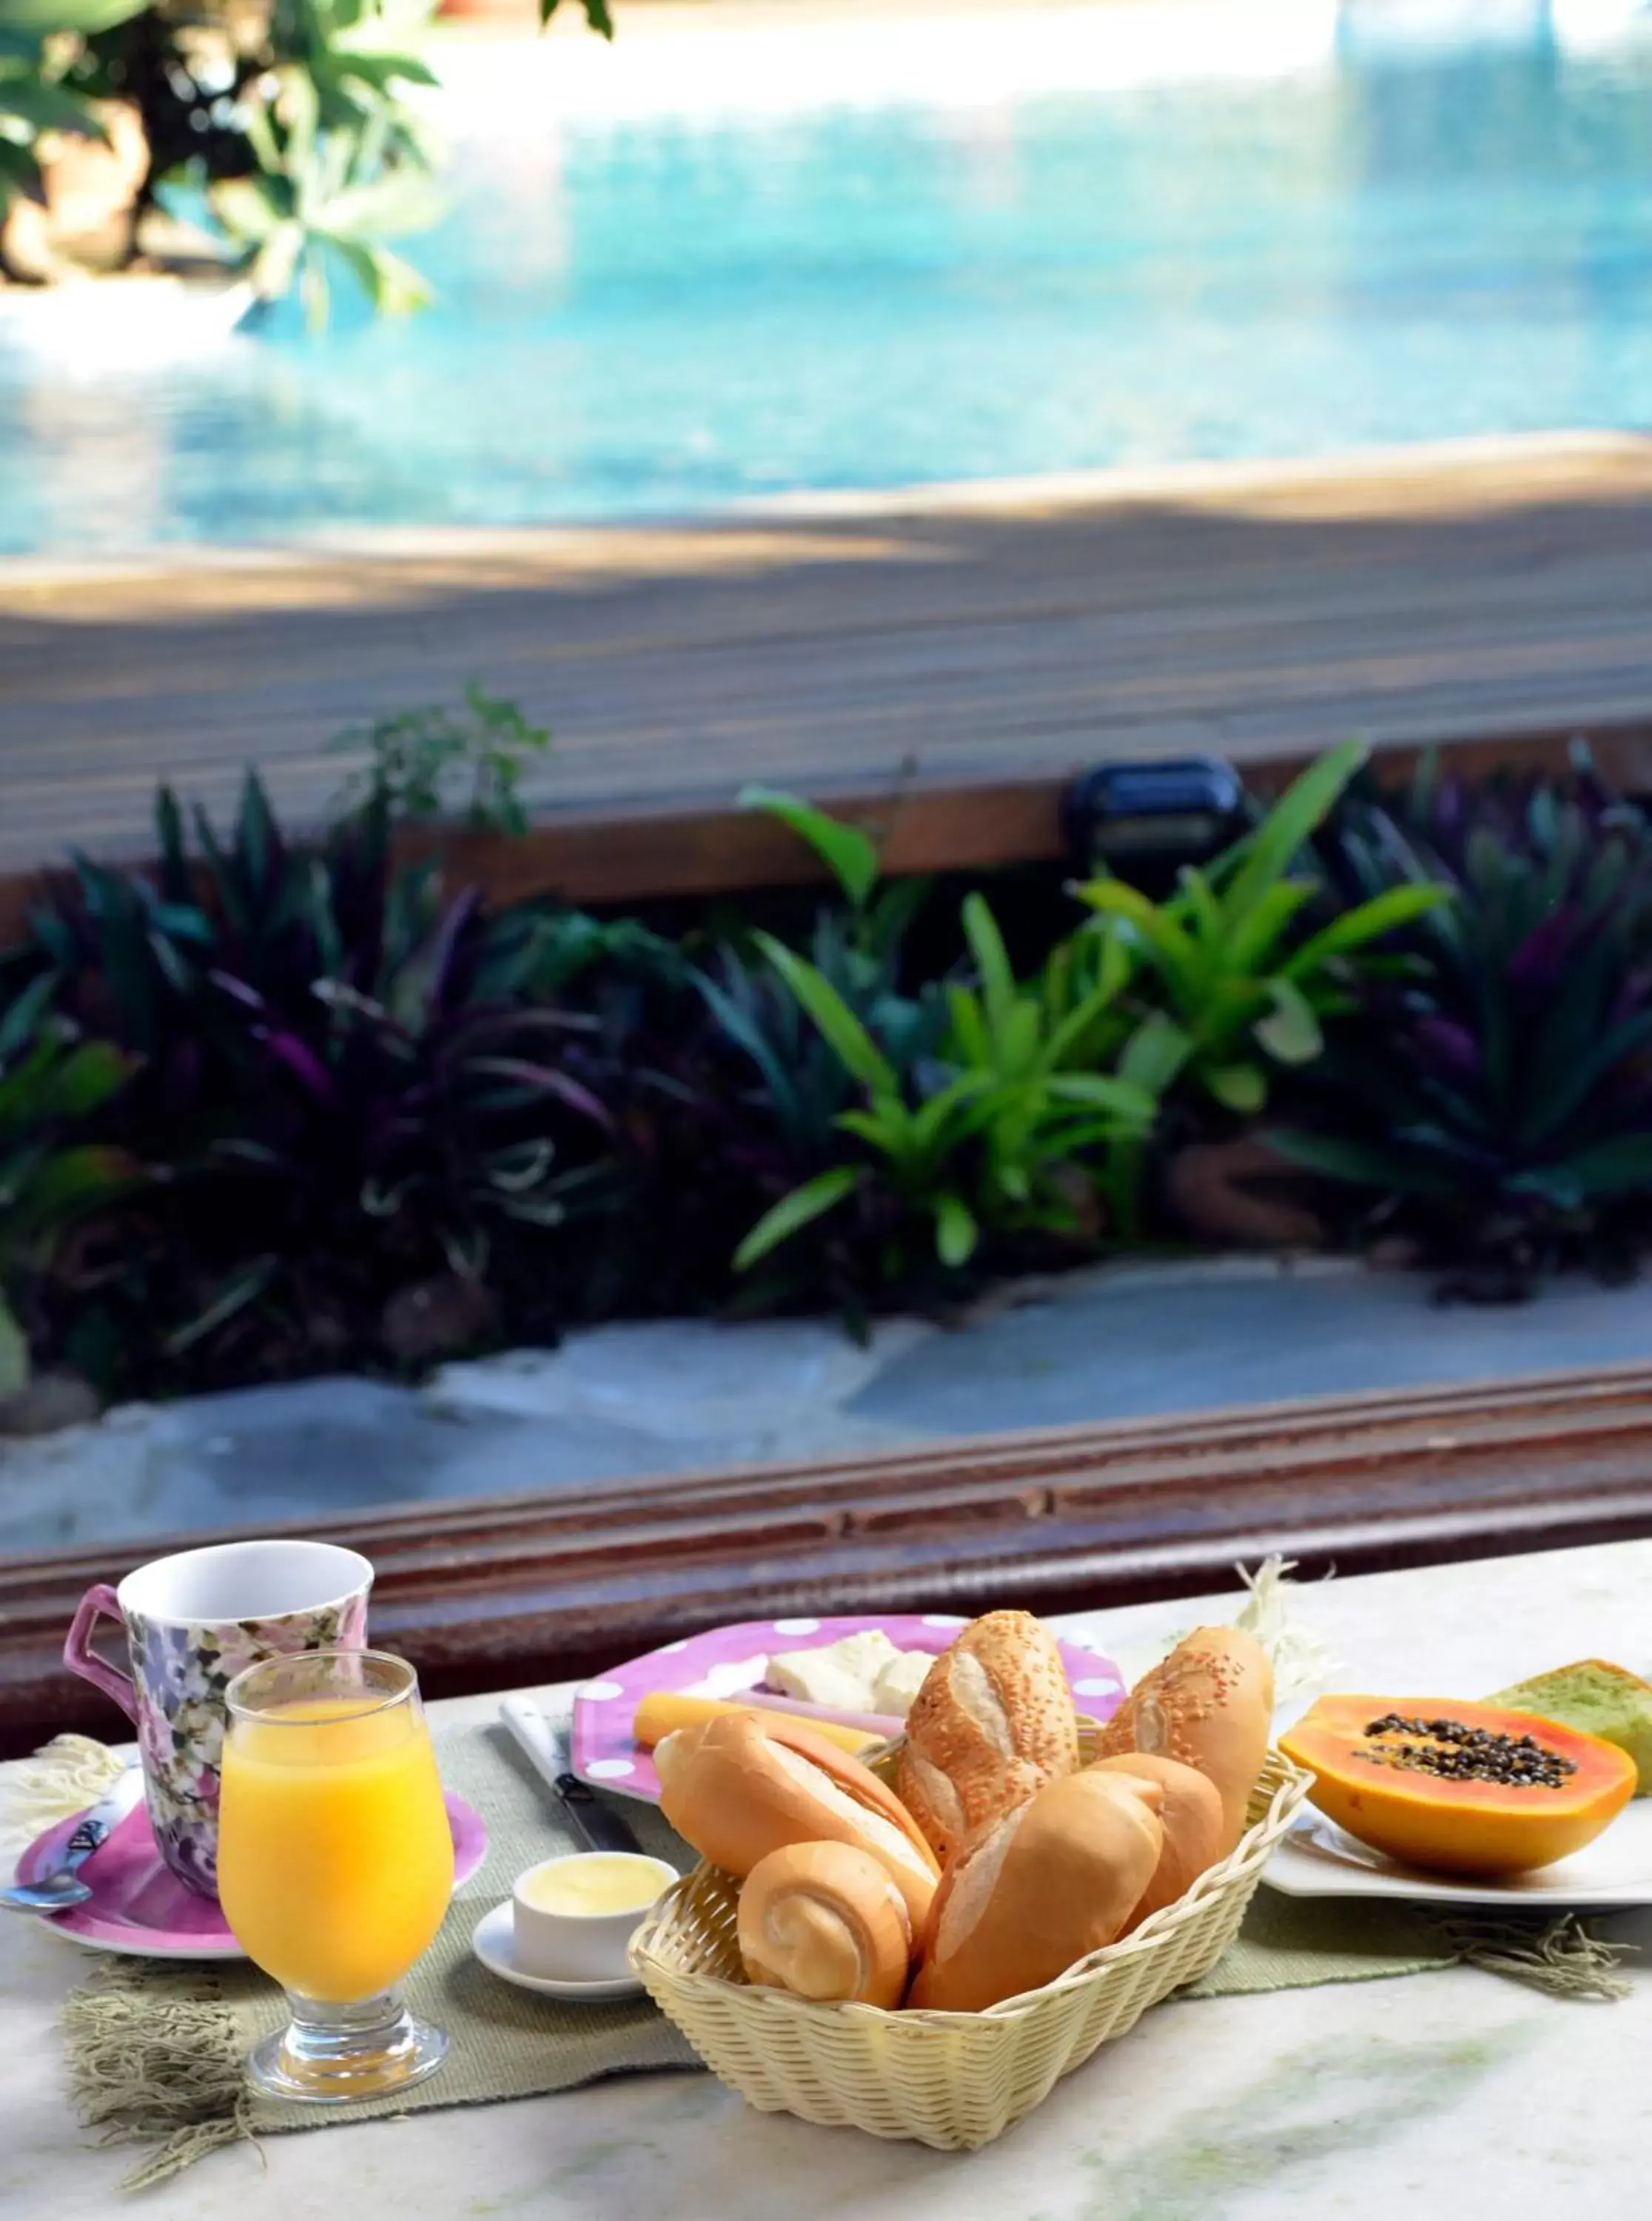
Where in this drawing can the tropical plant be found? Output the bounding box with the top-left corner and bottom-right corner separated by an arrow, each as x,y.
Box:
614,786 -> 947,1310
730,930 -> 984,1273
737,785 -> 928,971
0,1 -> 131,247
1269,749 -> 1652,1273
733,896 -> 1166,1276
0,996 -> 134,1241
1070,739 -> 1448,1118
942,896 -> 1184,1241
201,6 -> 446,328
330,685 -> 553,837
0,988 -> 137,1390
20,773 -> 612,1381
0,0 -> 614,315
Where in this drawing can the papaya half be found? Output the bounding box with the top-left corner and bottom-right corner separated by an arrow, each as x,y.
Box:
1279,1695 -> 1636,1875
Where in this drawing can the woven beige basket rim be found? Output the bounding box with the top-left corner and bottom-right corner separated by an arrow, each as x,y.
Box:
631,1743 -> 1313,2029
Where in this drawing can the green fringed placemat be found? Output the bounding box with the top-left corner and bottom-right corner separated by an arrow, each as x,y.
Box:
12,1726 -> 1628,2193
43,1723 -> 702,2189
1184,1879 -> 1628,2000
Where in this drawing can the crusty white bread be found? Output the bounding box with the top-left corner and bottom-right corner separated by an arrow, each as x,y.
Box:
907,1770 -> 1164,2013
1090,1752 -> 1227,1928
737,1841 -> 913,2009
1094,1624 -> 1274,1852
655,1711 -> 939,1926
896,1611 -> 1080,1861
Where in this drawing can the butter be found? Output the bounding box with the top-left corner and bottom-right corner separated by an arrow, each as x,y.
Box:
767,1629 -> 935,1716
873,1652 -> 933,1718
518,1854 -> 665,1917
767,1630 -> 903,1710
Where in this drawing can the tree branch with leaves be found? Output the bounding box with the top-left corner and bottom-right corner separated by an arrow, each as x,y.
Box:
0,0 -> 614,314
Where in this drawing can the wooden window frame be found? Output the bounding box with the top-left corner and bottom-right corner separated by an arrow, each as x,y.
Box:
5,1359 -> 1652,1755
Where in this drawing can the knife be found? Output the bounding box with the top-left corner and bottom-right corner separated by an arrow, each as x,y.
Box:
500,1695 -> 648,1857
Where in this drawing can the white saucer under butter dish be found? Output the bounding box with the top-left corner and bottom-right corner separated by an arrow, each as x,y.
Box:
470,1902 -> 645,2003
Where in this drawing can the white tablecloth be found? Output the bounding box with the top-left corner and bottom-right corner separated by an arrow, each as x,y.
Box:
6,1539 -> 1651,2220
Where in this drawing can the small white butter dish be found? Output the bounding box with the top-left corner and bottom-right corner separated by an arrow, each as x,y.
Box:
514,1851 -> 678,1980
471,1902 -> 646,2003
474,1849 -> 679,1998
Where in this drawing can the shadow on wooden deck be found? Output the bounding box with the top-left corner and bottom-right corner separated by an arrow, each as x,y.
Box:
3,432 -> 1651,907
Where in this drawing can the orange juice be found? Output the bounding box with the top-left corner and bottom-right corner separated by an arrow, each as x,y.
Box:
218,1695 -> 453,2002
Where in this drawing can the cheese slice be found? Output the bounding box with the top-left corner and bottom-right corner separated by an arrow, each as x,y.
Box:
631,1690 -> 879,1756
873,1652 -> 934,1718
766,1630 -> 904,1712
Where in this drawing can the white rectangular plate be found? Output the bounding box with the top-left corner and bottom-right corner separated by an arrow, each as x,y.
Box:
1265,1798 -> 1652,1908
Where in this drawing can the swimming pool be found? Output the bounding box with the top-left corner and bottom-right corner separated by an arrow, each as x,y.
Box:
4,2 -> 1651,554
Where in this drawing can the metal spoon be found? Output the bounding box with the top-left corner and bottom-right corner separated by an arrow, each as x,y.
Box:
1,1761 -> 142,1914
1,1868 -> 96,1912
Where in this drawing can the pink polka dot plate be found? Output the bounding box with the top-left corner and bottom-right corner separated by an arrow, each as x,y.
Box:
571,1614 -> 1126,1804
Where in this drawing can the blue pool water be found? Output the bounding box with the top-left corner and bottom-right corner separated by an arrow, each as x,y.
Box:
3,10 -> 1651,552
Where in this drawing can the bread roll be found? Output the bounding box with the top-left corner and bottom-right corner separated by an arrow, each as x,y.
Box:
1095,1624 -> 1274,1851
896,1610 -> 1080,1860
655,1712 -> 939,1927
738,1842 -> 913,2009
907,1770 -> 1164,2013
1091,1753 -> 1226,1927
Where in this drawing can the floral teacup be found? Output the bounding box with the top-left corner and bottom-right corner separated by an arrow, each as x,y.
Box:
64,1539 -> 372,1898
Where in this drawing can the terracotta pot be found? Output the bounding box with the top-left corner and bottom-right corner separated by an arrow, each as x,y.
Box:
1164,1133 -> 1326,1251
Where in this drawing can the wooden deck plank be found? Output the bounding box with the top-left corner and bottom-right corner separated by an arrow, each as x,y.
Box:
2,433 -> 1651,894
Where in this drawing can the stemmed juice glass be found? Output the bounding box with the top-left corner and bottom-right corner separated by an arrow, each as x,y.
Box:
218,1648 -> 454,2103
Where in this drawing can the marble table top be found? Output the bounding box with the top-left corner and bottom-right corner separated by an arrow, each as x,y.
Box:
6,1538 -> 1651,2221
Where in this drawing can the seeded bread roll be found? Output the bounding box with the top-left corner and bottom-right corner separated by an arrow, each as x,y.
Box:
907,1771 -> 1164,2013
738,1841 -> 913,2009
1095,1624 -> 1274,1852
896,1611 -> 1081,1862
1091,1752 -> 1227,1928
655,1711 -> 939,1928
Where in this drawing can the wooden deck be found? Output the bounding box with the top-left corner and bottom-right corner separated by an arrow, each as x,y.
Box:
4,432 -> 1652,905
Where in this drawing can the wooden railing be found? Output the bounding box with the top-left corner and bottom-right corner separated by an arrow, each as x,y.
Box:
7,1359 -> 1652,1755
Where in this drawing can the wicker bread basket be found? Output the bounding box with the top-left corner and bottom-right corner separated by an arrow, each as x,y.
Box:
630,1729 -> 1312,2151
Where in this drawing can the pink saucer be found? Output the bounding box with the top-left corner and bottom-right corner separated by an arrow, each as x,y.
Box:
15,1790 -> 488,1960
572,1613 -> 1126,1803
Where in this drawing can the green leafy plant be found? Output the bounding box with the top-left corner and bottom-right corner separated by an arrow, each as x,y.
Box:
1270,749 -> 1652,1279
331,686 -> 553,836
205,10 -> 446,327
0,994 -> 135,1255
0,4 -> 128,237
0,988 -> 138,1390
731,931 -> 980,1271
733,897 -> 1164,1276
612,785 -> 946,1313
0,0 -> 614,315
944,896 -> 1183,1241
700,791 -> 936,1176
1071,739 -> 1447,1117
738,785 -> 928,968
19,773 -> 612,1387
